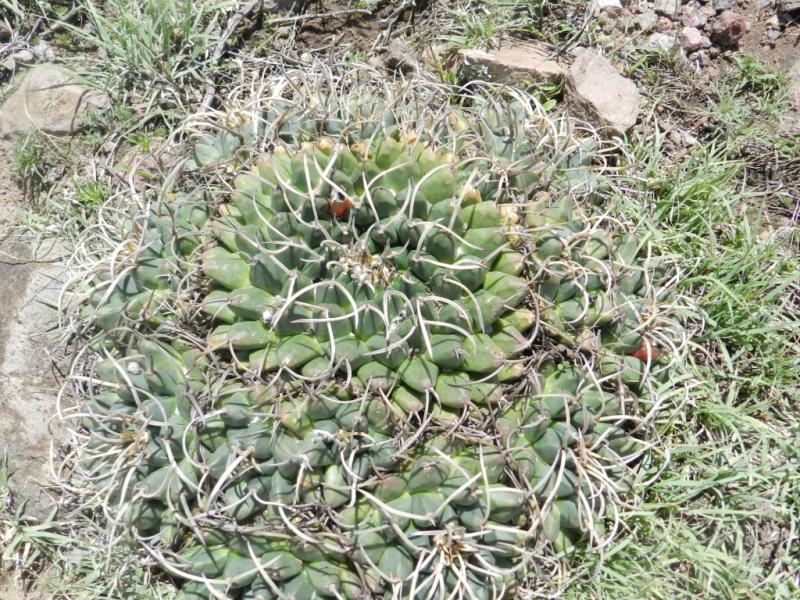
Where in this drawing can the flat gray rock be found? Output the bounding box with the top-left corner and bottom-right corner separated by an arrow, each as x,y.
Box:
566,49 -> 642,136
1,64 -> 108,138
0,142 -> 65,517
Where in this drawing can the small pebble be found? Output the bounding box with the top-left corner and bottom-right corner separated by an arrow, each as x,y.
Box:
681,4 -> 708,26
633,10 -> 660,30
680,26 -> 706,51
31,41 -> 55,62
12,49 -> 35,63
656,16 -> 675,31
648,31 -> 679,50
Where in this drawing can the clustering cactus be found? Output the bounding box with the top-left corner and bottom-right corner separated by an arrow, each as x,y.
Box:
65,83 -> 684,599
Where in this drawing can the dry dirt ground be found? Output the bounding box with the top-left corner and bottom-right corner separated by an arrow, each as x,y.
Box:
0,577 -> 40,600
0,141 -> 64,519
741,0 -> 799,74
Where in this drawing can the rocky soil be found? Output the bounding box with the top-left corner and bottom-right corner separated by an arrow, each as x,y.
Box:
0,140 -> 65,518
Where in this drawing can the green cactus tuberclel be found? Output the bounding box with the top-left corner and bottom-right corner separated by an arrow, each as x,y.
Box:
69,89 -> 685,599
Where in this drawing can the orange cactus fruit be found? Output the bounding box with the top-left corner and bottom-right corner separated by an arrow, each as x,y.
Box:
329,198 -> 352,219
629,342 -> 662,363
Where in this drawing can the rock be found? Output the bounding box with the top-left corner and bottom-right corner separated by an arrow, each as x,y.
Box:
656,16 -> 675,31
597,11 -> 616,31
0,141 -> 65,518
710,10 -> 746,46
766,15 -> 780,26
788,57 -> 800,109
12,49 -> 35,64
459,41 -> 566,85
1,49 -> 35,71
0,65 -> 109,138
31,42 -> 55,62
591,0 -> 624,13
700,4 -> 716,19
648,31 -> 679,50
633,10 -> 660,30
680,26 -> 708,51
766,28 -> 782,40
712,0 -> 732,10
566,49 -> 641,136
755,0 -> 772,7
385,38 -> 414,72
695,50 -> 712,66
681,4 -> 707,26
655,0 -> 679,16
778,0 -> 800,11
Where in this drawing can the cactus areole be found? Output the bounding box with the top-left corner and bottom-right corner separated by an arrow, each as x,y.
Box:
72,93 -> 682,599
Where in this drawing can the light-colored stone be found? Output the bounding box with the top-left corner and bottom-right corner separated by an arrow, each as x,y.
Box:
12,49 -> 35,64
655,0 -> 679,16
591,0 -> 624,13
680,26 -> 703,51
788,57 -> 800,109
566,49 -> 641,136
681,4 -> 707,27
31,41 -> 55,62
712,0 -> 732,10
778,0 -> 800,11
648,31 -> 679,51
1,49 -> 35,71
700,4 -> 716,19
460,41 -> 566,85
0,64 -> 109,137
633,10 -> 660,30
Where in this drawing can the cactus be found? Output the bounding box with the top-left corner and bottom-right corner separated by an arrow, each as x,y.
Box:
64,83 -> 685,599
